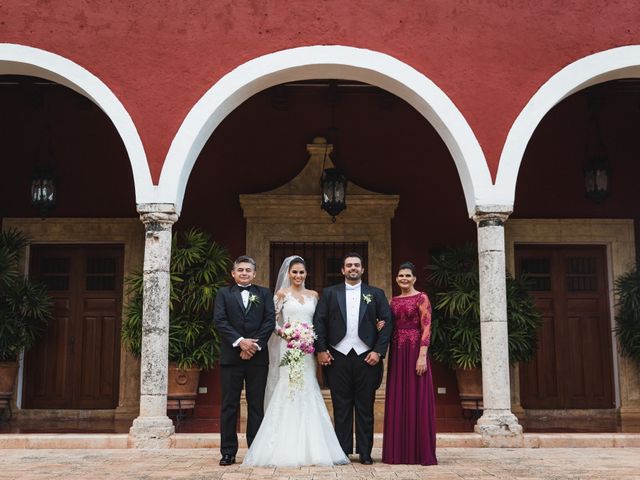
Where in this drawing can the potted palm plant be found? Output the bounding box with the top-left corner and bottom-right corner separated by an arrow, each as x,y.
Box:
614,266 -> 640,366
428,244 -> 541,410
0,230 -> 51,414
122,228 -> 230,410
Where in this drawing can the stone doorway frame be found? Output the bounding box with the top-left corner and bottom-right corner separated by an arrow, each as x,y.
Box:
2,217 -> 144,422
238,139 -> 399,432
504,218 -> 639,419
239,195 -> 398,432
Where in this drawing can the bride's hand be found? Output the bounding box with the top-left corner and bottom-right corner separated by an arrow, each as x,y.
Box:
317,351 -> 333,366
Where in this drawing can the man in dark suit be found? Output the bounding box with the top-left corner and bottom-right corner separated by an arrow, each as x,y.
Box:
214,255 -> 275,466
313,252 -> 392,465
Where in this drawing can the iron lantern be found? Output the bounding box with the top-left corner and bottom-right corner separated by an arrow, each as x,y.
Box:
320,167 -> 347,222
584,155 -> 610,203
31,165 -> 57,217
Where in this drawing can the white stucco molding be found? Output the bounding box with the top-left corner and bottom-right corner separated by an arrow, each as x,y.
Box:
0,43 -> 155,204
160,45 -> 491,216
496,45 -> 640,205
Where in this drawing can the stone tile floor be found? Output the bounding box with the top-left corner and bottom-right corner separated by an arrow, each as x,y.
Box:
0,447 -> 638,479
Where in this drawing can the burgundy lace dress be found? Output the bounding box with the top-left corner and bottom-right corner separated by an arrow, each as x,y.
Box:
382,292 -> 437,465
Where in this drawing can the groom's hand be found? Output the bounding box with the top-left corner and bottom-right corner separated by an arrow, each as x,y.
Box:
364,351 -> 381,366
317,351 -> 333,366
240,350 -> 253,360
239,338 -> 259,354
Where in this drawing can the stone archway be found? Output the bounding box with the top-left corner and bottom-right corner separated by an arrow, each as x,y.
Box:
159,45 -> 491,216
496,45 -> 640,205
0,43 -> 154,203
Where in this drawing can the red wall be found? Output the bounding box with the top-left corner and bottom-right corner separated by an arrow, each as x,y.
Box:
2,1 -> 640,179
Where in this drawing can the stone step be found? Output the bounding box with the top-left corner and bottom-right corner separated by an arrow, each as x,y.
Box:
0,432 -> 639,449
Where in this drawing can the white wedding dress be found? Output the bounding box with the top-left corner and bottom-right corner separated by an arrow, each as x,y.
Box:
242,292 -> 349,467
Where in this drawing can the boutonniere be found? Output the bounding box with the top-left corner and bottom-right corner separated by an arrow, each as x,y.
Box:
362,293 -> 373,304
248,293 -> 261,306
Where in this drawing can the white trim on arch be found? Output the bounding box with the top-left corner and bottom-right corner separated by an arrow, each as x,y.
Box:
496,45 -> 640,205
160,45 -> 491,216
0,43 -> 154,203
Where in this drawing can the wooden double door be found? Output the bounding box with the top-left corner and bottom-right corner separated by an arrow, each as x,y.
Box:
516,245 -> 615,409
24,245 -> 124,409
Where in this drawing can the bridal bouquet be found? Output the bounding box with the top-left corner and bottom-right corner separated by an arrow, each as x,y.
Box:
276,319 -> 317,394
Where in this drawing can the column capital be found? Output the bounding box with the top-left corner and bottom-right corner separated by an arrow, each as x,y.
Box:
139,211 -> 179,228
137,203 -> 178,229
473,205 -> 512,227
137,203 -> 178,214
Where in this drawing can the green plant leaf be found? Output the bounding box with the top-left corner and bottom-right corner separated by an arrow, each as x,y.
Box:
0,229 -> 51,361
614,266 -> 640,365
427,244 -> 541,370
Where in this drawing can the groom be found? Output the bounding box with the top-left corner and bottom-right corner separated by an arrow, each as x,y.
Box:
313,252 -> 392,465
214,255 -> 275,466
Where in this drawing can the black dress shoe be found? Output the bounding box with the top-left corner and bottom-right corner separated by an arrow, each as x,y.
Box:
219,454 -> 236,466
359,454 -> 373,465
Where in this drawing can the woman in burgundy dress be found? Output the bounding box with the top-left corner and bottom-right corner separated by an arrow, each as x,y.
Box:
382,262 -> 437,465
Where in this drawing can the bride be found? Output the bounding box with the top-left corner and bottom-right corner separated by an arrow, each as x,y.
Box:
242,256 -> 349,467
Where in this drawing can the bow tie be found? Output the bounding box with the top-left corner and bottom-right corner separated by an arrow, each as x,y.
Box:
237,285 -> 252,292
345,283 -> 361,291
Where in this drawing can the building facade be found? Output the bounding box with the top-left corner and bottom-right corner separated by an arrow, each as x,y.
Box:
1,1 -> 640,447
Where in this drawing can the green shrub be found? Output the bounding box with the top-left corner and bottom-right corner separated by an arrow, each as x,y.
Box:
428,244 -> 541,370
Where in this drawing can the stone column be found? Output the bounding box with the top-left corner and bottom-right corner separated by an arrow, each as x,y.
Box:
472,207 -> 523,447
128,204 -> 178,448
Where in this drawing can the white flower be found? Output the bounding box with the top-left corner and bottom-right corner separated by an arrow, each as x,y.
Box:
362,293 -> 373,304
248,293 -> 260,306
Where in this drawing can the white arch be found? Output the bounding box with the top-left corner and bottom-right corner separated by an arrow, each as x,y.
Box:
160,45 -> 492,216
496,45 -> 640,205
0,44 -> 154,203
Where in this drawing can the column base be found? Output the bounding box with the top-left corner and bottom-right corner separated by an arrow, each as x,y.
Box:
128,416 -> 175,448
474,410 -> 523,447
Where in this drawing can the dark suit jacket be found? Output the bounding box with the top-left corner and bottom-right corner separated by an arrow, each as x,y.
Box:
214,284 -> 276,366
313,282 -> 392,357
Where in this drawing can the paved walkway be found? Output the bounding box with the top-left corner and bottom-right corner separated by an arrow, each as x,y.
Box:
0,447 -> 638,479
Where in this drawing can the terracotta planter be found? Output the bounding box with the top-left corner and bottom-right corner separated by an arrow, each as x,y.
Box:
455,367 -> 484,411
167,363 -> 201,411
0,362 -> 19,412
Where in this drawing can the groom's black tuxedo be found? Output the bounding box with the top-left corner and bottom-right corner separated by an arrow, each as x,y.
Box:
313,282 -> 392,456
314,283 -> 392,359
214,284 -> 275,457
